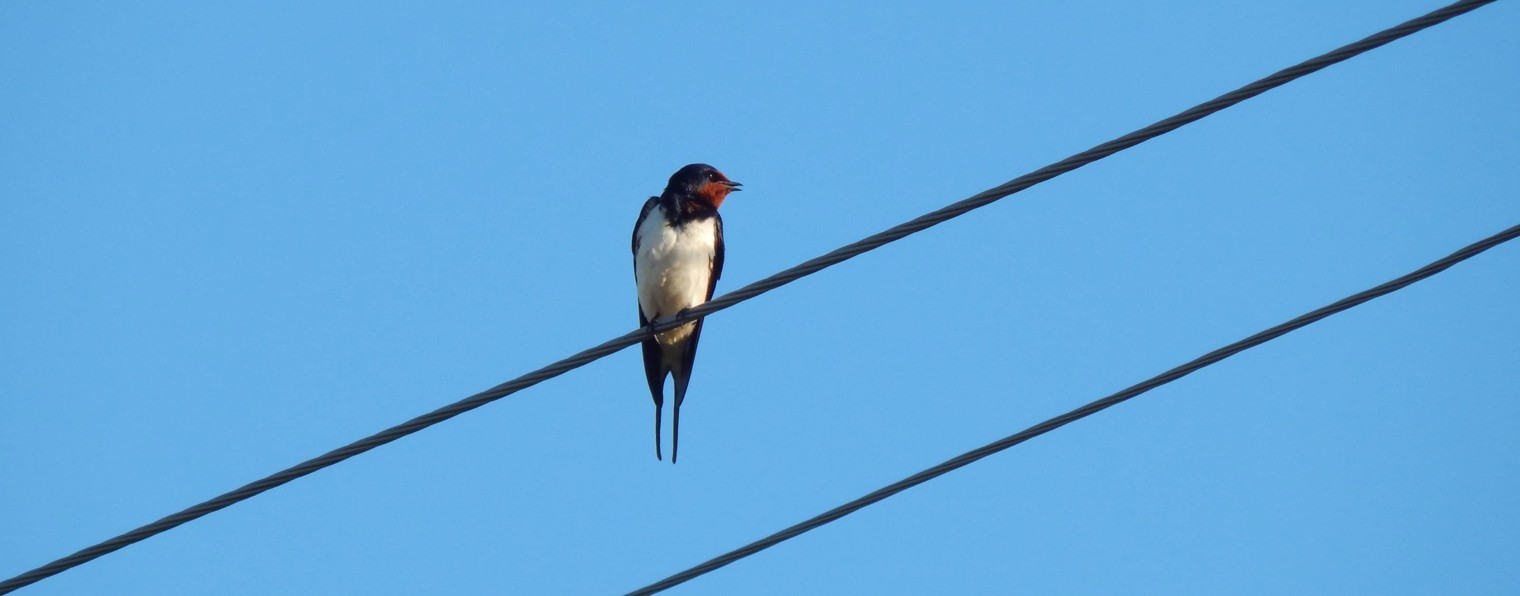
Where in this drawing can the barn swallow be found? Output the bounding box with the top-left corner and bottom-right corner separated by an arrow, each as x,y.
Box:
632,163 -> 741,463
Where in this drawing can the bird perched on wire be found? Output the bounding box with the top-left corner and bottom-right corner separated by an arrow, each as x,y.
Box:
632,163 -> 742,463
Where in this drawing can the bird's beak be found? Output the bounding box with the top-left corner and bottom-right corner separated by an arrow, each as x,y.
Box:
724,181 -> 743,192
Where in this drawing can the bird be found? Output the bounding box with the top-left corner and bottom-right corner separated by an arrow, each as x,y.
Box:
632,163 -> 742,463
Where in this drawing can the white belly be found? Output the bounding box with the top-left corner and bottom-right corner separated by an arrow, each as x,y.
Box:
635,208 -> 716,347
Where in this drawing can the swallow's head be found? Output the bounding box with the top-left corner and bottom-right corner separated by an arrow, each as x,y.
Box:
665,163 -> 742,209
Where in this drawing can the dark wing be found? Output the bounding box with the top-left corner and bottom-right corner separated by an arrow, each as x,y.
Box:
632,196 -> 659,263
632,195 -> 665,376
706,212 -> 724,301
633,196 -> 665,389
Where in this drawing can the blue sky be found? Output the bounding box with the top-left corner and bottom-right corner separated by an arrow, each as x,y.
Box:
3,1 -> 1517,594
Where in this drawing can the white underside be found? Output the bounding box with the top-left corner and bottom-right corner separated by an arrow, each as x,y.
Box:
634,206 -> 717,351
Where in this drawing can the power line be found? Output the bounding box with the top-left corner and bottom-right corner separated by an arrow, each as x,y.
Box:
0,0 -> 1499,592
628,222 -> 1520,595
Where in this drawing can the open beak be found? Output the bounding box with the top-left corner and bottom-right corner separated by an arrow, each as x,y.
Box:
724,181 -> 743,192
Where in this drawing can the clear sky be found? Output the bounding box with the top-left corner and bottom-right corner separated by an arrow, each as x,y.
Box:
3,1 -> 1517,594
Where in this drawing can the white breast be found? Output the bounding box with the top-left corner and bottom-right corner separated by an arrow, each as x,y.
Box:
634,206 -> 717,346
